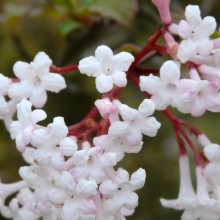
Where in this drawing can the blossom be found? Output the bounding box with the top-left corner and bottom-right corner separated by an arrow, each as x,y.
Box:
109,99 -> 161,146
178,79 -> 220,116
140,60 -> 181,110
71,144 -> 116,184
169,5 -> 216,63
160,155 -> 196,210
161,156 -> 220,220
9,99 -> 47,152
8,52 -> 66,108
100,168 -> 146,217
78,45 -> 134,93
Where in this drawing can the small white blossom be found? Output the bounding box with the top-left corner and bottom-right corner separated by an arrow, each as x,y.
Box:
10,99 -> 47,152
100,168 -> 146,217
109,99 -> 160,146
79,45 -> 134,93
140,60 -> 181,110
169,5 -> 216,63
8,52 -> 66,108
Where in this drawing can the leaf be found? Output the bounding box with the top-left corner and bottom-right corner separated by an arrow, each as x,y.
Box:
59,20 -> 82,35
74,0 -> 139,26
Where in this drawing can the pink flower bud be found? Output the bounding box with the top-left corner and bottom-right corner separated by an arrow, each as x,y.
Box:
152,0 -> 171,25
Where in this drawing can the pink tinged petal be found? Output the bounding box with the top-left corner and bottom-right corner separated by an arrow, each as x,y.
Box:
112,71 -> 127,87
15,134 -> 27,152
115,168 -> 129,185
10,121 -> 22,139
109,121 -> 130,136
141,117 -> 161,137
42,73 -> 66,92
127,129 -> 142,146
23,125 -> 34,145
75,179 -> 97,196
139,74 -> 162,94
185,5 -> 201,27
113,52 -> 134,71
99,180 -> 117,197
95,45 -> 113,63
80,198 -> 97,214
47,189 -> 66,204
119,104 -> 137,121
138,99 -> 155,117
151,95 -> 169,110
60,137 -> 78,157
79,56 -> 102,77
95,74 -> 113,93
195,16 -> 216,37
31,109 -> 47,124
129,168 -> 146,190
160,60 -> 180,84
95,98 -> 117,119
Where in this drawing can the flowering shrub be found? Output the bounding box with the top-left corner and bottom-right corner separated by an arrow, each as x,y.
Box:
0,0 -> 220,219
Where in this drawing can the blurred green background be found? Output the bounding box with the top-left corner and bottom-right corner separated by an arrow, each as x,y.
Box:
0,0 -> 220,219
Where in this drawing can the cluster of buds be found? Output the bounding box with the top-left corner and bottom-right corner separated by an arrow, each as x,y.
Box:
1,0 -> 220,219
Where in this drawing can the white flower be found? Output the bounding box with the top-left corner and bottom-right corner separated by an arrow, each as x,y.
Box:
95,98 -> 119,123
72,145 -> 116,184
171,5 -> 216,63
8,52 -> 66,108
10,99 -> 47,152
109,99 -> 160,146
140,60 -> 181,110
94,134 -> 143,162
160,156 -> 196,210
161,156 -> 220,220
178,79 -> 220,116
100,168 -> 146,216
78,45 -> 134,93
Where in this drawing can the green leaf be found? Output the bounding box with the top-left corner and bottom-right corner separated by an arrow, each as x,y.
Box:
59,20 -> 82,35
75,0 -> 139,26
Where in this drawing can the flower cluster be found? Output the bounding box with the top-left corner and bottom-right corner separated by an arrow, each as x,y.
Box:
1,0 -> 220,220
0,43 -> 162,219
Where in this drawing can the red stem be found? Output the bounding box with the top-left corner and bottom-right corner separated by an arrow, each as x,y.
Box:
50,64 -> 78,74
131,29 -> 163,67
